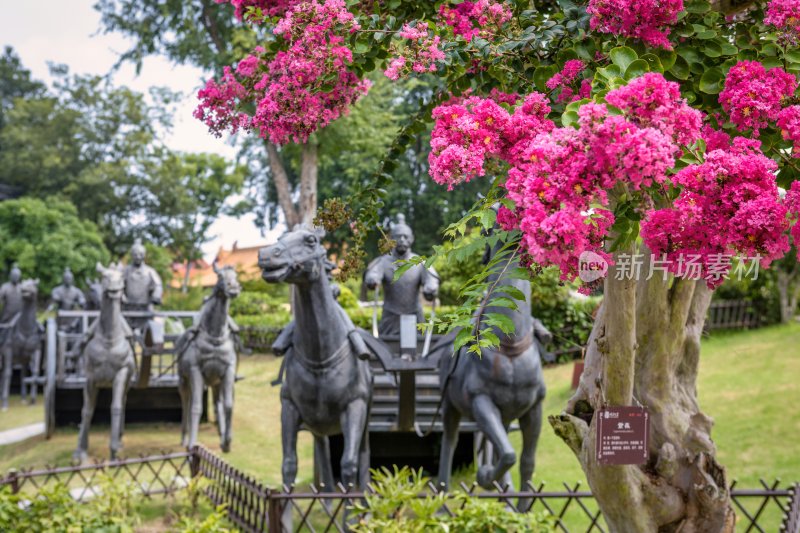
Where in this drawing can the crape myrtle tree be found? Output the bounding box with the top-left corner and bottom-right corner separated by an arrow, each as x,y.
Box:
190,0 -> 800,531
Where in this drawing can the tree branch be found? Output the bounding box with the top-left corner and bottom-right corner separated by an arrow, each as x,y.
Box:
265,141 -> 300,228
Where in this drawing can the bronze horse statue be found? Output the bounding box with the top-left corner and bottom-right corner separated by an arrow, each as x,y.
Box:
437,235 -> 547,495
74,263 -> 136,461
258,226 -> 373,495
1,279 -> 43,410
176,264 -> 241,452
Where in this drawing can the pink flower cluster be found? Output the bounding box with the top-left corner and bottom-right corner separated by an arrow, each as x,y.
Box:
587,0 -> 683,49
719,61 -> 797,134
384,22 -> 446,80
765,0 -> 800,44
502,101 -> 680,280
605,72 -> 703,145
214,0 -> 297,20
787,181 -> 800,257
777,105 -> 800,157
196,0 -> 370,145
641,139 -> 790,287
438,0 -> 513,41
430,74 -> 713,283
428,93 -> 554,189
546,60 -> 591,103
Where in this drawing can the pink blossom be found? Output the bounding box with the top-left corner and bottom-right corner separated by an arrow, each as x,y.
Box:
546,60 -> 588,104
605,72 -> 703,145
197,0 -> 369,145
384,22 -> 445,80
641,139 -> 790,287
777,105 -> 800,157
438,0 -> 513,41
428,93 -> 554,188
765,0 -> 800,44
787,181 -> 800,258
719,61 -> 797,133
700,124 -> 731,153
587,0 -> 683,49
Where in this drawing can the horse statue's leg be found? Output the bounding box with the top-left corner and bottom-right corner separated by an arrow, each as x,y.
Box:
0,346 -> 8,411
357,402 -> 371,490
437,397 -> 462,490
219,365 -> 235,453
19,358 -> 28,403
339,398 -> 368,490
28,347 -> 41,405
213,385 -> 222,435
313,435 -> 335,491
178,370 -> 190,447
517,395 -> 544,511
74,378 -> 98,462
187,365 -> 204,449
472,394 -> 517,490
281,399 -> 302,531
109,366 -> 131,460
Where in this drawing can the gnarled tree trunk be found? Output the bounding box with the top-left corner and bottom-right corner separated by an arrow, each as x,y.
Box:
550,248 -> 736,532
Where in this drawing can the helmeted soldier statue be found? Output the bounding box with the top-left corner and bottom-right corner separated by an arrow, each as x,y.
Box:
364,214 -> 439,337
123,239 -> 163,329
48,268 -> 87,332
0,264 -> 23,344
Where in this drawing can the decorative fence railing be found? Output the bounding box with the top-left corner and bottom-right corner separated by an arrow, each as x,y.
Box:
706,299 -> 760,331
1,447 -> 798,533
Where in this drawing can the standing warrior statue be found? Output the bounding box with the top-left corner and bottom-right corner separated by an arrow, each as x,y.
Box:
363,214 -> 439,337
0,264 -> 23,345
48,268 -> 87,332
122,239 -> 163,330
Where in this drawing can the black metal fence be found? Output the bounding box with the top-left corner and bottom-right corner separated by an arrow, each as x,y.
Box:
1,447 -> 797,533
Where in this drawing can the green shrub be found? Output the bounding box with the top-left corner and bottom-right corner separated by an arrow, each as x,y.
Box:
163,286 -> 207,312
230,291 -> 288,317
0,475 -> 138,532
337,284 -> 359,309
351,466 -> 553,533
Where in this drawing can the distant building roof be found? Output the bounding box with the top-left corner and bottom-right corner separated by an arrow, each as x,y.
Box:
169,241 -> 272,289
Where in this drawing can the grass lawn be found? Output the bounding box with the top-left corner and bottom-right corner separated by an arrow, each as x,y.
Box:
0,322 -> 797,491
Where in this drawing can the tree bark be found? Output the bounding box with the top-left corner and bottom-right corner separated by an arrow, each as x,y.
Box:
550,247 -> 736,533
265,140 -> 318,228
182,259 -> 192,293
777,268 -> 800,324
299,140 -> 318,225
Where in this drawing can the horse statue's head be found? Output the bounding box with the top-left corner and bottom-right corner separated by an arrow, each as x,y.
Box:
96,262 -> 125,300
212,263 -> 241,299
20,279 -> 39,301
258,226 -> 331,285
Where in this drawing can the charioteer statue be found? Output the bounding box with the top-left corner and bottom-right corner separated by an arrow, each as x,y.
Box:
48,268 -> 87,332
122,239 -> 163,329
364,214 -> 439,338
0,264 -> 23,344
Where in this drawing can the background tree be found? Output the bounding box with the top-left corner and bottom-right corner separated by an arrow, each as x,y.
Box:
140,151 -> 247,290
0,197 -> 110,293
0,49 -> 247,267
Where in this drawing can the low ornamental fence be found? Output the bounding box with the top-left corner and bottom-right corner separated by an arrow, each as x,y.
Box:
705,299 -> 760,331
1,447 -> 798,533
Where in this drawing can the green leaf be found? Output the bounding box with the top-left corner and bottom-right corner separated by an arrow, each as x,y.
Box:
685,0 -> 711,12
656,50 -> 677,70
562,109 -> 579,127
609,46 -> 638,71
624,59 -> 650,79
786,49 -> 800,63
669,55 -> 690,80
699,67 -> 724,94
704,41 -> 722,58
640,54 -> 664,73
